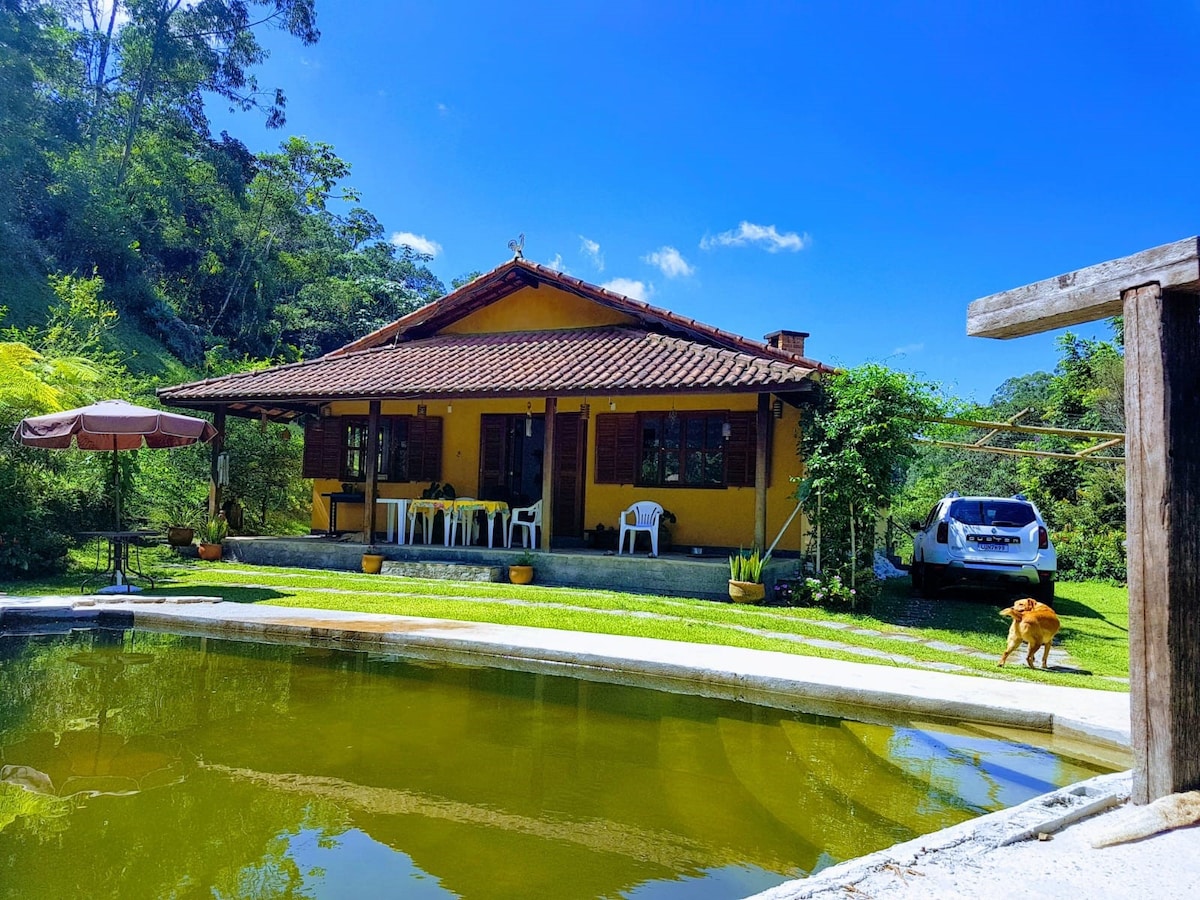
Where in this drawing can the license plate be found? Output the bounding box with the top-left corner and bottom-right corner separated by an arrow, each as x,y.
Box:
977,543 -> 1008,552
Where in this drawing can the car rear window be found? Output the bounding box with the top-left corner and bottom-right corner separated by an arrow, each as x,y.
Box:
947,499 -> 1037,527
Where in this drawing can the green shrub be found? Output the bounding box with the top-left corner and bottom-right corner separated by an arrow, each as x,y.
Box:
796,571 -> 861,611
1054,529 -> 1126,582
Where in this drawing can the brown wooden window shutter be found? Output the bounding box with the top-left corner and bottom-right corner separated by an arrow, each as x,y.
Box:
408,416 -> 443,482
724,411 -> 757,487
478,414 -> 509,497
594,413 -> 638,484
302,418 -> 343,479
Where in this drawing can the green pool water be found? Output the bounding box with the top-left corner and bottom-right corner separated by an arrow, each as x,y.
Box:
0,627 -> 1113,899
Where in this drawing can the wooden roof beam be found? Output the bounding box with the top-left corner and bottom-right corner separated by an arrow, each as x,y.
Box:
967,237 -> 1200,339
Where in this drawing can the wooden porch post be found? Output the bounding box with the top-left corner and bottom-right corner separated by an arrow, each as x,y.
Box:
1124,284 -> 1200,804
208,405 -> 226,519
754,393 -> 770,549
967,236 -> 1200,803
540,397 -> 557,552
363,400 -> 381,544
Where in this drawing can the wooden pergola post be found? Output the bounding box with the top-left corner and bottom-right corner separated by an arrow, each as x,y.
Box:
208,405 -> 226,520
968,236 -> 1200,804
540,397 -> 557,552
754,393 -> 771,549
363,400 -> 381,545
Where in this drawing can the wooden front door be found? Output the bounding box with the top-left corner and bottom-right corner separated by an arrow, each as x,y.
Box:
552,411 -> 586,539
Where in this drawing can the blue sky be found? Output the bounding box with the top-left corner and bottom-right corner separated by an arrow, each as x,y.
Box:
210,1 -> 1200,402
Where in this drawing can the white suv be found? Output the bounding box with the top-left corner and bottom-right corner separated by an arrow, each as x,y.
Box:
909,494 -> 1056,603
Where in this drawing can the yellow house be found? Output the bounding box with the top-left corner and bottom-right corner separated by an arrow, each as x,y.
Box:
159,258 -> 829,553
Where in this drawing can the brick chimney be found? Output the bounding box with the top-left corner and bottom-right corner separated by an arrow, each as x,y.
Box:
764,330 -> 809,357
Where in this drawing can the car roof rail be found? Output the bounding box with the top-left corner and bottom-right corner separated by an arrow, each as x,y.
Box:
1012,493 -> 1028,501
944,490 -> 961,498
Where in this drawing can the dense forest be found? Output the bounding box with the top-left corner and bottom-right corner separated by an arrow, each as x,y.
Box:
0,1 -> 1127,583
0,0 -> 454,574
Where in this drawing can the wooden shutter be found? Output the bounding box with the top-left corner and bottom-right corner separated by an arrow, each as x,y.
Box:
553,412 -> 586,537
478,414 -> 509,498
724,411 -> 757,487
302,418 -> 343,479
408,416 -> 443,482
594,413 -> 638,484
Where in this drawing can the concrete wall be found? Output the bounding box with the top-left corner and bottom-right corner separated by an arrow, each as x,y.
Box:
225,537 -> 796,602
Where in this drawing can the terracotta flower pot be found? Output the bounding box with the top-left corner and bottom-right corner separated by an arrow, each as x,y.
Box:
362,553 -> 385,574
508,565 -> 534,585
167,527 -> 195,547
728,580 -> 765,604
197,542 -> 222,561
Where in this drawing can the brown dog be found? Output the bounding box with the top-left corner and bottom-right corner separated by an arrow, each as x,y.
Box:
998,597 -> 1061,669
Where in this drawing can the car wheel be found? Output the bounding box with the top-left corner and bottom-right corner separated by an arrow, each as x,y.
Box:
1036,580 -> 1055,605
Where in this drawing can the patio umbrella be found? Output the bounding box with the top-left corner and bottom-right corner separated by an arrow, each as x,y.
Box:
13,399 -> 217,530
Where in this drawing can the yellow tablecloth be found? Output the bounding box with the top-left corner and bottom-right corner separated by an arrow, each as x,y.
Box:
407,499 -> 510,546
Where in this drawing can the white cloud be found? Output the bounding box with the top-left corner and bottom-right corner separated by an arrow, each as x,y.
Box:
436,102 -> 449,115
890,343 -> 925,357
643,246 -> 695,278
544,253 -> 569,273
390,231 -> 443,258
579,235 -> 604,271
601,278 -> 652,302
700,221 -> 811,253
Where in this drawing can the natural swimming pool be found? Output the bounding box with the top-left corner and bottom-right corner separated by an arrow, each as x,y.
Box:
0,626 -> 1114,899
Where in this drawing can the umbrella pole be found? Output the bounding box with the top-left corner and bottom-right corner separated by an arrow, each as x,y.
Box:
112,439 -> 120,532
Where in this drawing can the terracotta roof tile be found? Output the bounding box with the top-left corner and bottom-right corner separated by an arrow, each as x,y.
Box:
160,327 -> 817,406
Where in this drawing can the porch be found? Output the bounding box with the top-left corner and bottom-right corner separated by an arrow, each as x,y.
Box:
220,535 -> 798,601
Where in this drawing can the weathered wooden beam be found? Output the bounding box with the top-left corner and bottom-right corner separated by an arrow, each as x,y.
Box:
967,237 -> 1200,339
974,408 -> 1029,446
208,406 -> 226,520
540,397 -> 557,552
1125,285 -> 1200,803
754,394 -> 770,549
918,438 -> 1125,463
1077,437 -> 1124,457
927,416 -> 1124,442
362,400 -> 380,545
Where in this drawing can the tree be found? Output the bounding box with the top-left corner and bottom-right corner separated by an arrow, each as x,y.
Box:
798,364 -> 943,596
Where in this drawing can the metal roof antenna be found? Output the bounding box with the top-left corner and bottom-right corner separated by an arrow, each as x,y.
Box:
507,233 -> 525,259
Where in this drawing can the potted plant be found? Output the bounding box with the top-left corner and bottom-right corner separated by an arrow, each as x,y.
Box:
197,513 -> 228,561
164,496 -> 205,547
147,486 -> 206,547
508,549 -> 536,585
728,547 -> 770,603
362,545 -> 385,574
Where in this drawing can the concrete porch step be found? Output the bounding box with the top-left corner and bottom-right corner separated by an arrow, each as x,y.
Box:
380,561 -> 505,583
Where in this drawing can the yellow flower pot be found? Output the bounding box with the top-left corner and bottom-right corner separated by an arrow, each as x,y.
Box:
728,580 -> 765,604
508,565 -> 534,585
362,553 -> 385,574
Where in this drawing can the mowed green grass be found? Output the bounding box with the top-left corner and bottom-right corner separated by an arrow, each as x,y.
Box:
6,552 -> 1131,691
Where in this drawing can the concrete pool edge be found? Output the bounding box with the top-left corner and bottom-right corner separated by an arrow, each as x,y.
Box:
3,597 -> 1129,754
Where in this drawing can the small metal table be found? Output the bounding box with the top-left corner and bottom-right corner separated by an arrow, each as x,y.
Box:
77,530 -> 160,594
321,492 -> 364,536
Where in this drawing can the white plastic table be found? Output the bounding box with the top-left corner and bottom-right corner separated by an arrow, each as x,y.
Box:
375,498 -> 409,544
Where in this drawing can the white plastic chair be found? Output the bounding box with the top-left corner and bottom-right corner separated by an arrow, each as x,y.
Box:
618,501 -> 663,557
507,500 -> 543,548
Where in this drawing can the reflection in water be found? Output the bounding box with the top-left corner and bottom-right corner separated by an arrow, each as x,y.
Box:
0,629 -> 1113,899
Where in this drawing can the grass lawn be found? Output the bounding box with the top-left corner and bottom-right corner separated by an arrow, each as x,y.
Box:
5,552 -> 1129,692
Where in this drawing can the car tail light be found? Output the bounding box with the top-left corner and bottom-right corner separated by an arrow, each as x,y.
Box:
936,522 -> 949,544
1038,526 -> 1049,549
